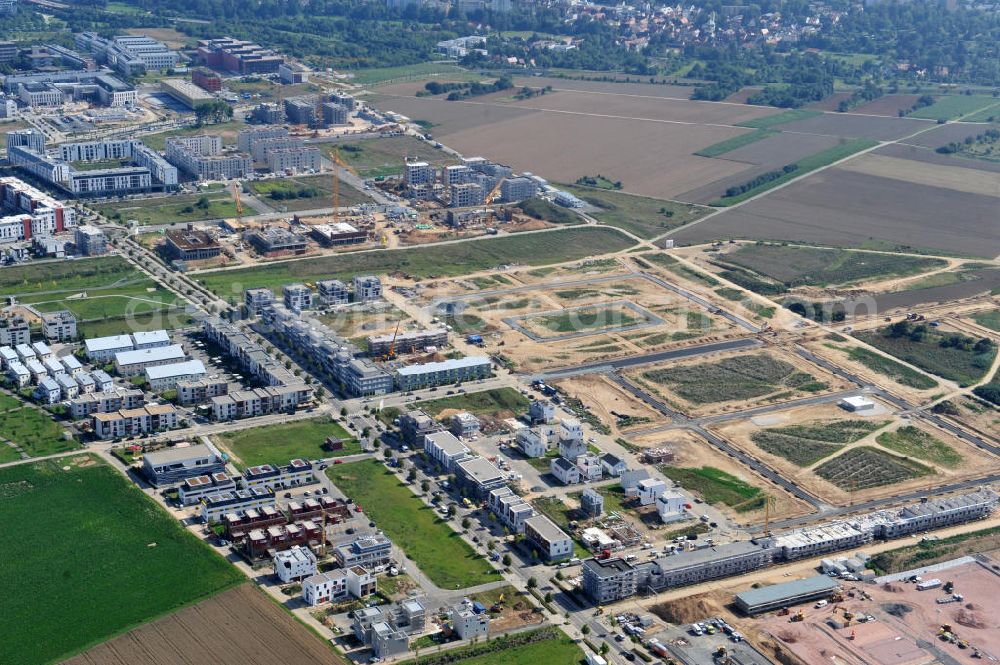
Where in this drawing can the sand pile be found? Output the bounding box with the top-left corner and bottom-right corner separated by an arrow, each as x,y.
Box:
955,608 -> 988,629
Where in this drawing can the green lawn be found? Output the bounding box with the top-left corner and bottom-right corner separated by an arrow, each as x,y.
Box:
711,138 -> 878,206
196,226 -> 635,294
0,402 -> 79,457
856,324 -> 996,387
559,183 -> 710,239
216,417 -> 359,467
77,311 -> 196,338
695,129 -> 778,157
907,94 -> 1000,121
400,628 -> 583,665
327,459 -> 500,589
95,193 -> 241,225
326,135 -> 456,178
0,457 -> 244,665
528,303 -> 646,334
876,425 -> 962,468
735,109 -> 821,129
352,62 -> 469,85
518,198 -> 581,224
660,466 -> 764,512
247,174 -> 373,211
0,256 -> 189,332
416,387 -> 529,419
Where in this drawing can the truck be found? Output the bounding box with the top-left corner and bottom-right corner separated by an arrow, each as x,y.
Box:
917,578 -> 942,591
466,334 -> 484,345
585,654 -> 607,665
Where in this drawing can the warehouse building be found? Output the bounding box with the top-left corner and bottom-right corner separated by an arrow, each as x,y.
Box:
734,575 -> 841,615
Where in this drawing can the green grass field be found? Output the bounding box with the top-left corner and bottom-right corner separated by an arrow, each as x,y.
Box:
907,94 -> 1000,121
0,401 -> 79,458
735,109 -> 822,129
695,129 -> 778,157
0,457 -> 243,665
559,183 -> 710,239
352,62 -> 470,85
972,309 -> 1000,333
843,346 -> 939,389
195,226 -> 635,295
711,138 -> 878,206
661,466 -> 764,512
327,459 -> 499,589
96,193 -> 241,225
216,418 -> 359,467
876,426 -> 961,468
717,244 -> 946,288
327,135 -> 456,178
247,174 -> 373,212
517,198 -> 580,224
856,325 -> 996,387
0,256 -> 188,331
416,388 -> 528,420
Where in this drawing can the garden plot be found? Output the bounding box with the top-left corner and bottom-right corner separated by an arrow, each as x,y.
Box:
628,350 -> 850,417
428,273 -> 740,372
713,402 -> 990,505
630,428 -> 812,523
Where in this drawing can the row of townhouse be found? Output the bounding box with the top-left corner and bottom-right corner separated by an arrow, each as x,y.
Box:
202,316 -> 303,388
202,487 -> 276,523
222,495 -> 352,541
487,486 -> 535,534
176,377 -> 229,405
210,384 -> 313,421
92,404 -> 178,439
245,519 -> 324,559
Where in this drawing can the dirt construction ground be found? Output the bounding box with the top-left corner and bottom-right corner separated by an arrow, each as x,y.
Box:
64,584 -> 345,665
630,428 -> 813,525
711,400 -> 998,507
553,373 -> 665,435
756,557 -> 1000,665
424,271 -> 741,372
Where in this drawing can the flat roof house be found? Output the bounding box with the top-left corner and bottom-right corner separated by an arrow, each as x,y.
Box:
114,344 -> 186,376
84,333 -> 134,362
423,430 -> 470,471
524,514 -> 573,562
142,441 -> 225,486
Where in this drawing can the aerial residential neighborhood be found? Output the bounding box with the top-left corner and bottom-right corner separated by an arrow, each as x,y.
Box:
0,0 -> 998,664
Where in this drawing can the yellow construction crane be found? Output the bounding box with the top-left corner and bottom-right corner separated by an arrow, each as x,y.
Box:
763,493 -> 776,537
485,177 -> 505,205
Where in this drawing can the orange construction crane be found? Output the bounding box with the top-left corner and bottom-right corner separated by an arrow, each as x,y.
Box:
380,320 -> 401,361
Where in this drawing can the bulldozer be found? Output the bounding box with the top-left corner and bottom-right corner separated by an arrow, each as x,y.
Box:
789,609 -> 805,623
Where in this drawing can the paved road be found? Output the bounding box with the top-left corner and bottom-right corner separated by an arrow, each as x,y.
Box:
532,338 -> 761,381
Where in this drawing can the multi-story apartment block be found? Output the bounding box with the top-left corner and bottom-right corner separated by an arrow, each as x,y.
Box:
244,288 -> 275,316
165,135 -> 252,181
404,161 -> 434,186
322,102 -> 349,126
353,275 -> 382,302
423,430 -> 470,471
393,356 -> 492,391
334,533 -> 393,570
197,37 -> 283,74
176,378 -> 229,405
74,225 -> 107,256
499,176 -> 538,203
366,328 -> 447,357
267,146 -> 322,174
524,514 -> 574,561
92,404 -> 178,440
0,315 -> 30,346
450,182 -> 484,208
283,283 -> 313,312
316,279 -> 349,306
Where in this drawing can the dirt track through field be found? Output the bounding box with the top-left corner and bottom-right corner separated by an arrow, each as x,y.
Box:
64,584 -> 346,665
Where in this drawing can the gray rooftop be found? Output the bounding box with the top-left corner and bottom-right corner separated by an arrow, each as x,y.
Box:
734,575 -> 839,608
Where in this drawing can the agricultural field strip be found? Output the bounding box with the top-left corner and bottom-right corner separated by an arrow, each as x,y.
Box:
386,88 -> 933,137
502,299 -> 663,342
433,270 -> 758,332
653,107 -> 954,241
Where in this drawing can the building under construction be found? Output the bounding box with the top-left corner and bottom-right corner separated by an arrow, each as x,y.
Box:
367,328 -> 448,358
